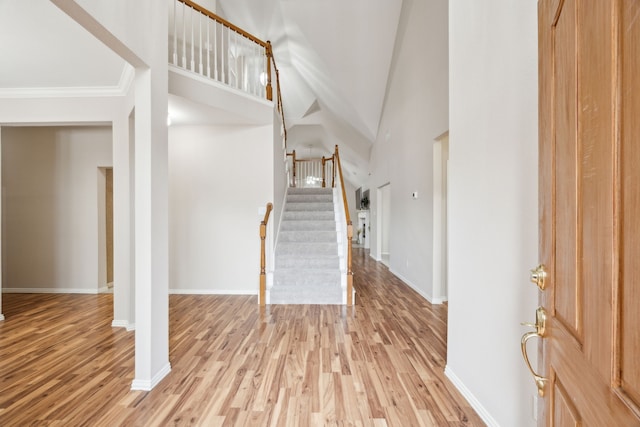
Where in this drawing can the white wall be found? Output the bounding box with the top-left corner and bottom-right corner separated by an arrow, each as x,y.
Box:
447,1 -> 539,426
2,126 -> 113,292
168,124 -> 273,294
368,0 -> 448,302
272,109 -> 287,248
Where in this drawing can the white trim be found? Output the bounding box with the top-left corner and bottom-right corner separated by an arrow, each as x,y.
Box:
131,362 -> 172,391
169,289 -> 258,295
169,65 -> 272,107
0,86 -> 126,99
0,64 -> 134,99
118,64 -> 135,95
2,287 -> 100,294
111,319 -> 132,329
445,365 -> 500,427
388,267 -> 435,304
0,314 -> 4,321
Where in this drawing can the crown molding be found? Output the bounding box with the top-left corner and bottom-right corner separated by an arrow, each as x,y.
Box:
0,64 -> 134,99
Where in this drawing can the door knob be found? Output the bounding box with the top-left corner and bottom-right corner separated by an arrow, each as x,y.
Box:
521,307 -> 548,396
530,264 -> 547,290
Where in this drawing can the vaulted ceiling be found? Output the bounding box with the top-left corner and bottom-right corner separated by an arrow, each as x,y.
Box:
0,0 -> 404,187
216,0 -> 402,187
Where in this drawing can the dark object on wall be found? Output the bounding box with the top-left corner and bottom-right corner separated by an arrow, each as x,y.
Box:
361,189 -> 370,209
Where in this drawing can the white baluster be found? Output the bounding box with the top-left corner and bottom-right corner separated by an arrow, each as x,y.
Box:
240,37 -> 249,92
229,31 -> 233,86
206,19 -> 211,78
252,44 -> 258,96
213,22 -> 218,81
172,0 -> 177,65
199,13 -> 204,75
221,26 -> 226,84
181,3 -> 186,68
235,32 -> 240,89
190,7 -> 195,72
263,45 -> 267,98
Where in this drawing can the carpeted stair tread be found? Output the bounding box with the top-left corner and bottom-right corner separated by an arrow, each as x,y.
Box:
287,187 -> 333,195
285,202 -> 334,212
274,269 -> 341,286
277,242 -> 338,256
280,220 -> 336,231
278,230 -> 337,243
275,255 -> 339,269
283,211 -> 335,221
286,194 -> 334,203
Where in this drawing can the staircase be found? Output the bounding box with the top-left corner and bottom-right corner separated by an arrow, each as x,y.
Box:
270,187 -> 343,304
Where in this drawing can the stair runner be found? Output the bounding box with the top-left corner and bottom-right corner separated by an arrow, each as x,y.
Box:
271,187 -> 343,304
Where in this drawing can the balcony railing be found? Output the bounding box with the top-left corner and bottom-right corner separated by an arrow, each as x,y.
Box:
169,0 -> 271,99
169,0 -> 287,145
286,150 -> 335,188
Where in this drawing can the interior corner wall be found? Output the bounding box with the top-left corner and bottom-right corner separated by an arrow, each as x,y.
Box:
367,0 -> 448,302
168,124 -> 274,294
447,1 -> 539,426
1,126 -> 113,293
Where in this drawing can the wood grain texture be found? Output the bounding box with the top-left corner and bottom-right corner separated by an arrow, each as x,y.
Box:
0,248 -> 483,426
539,0 -> 640,424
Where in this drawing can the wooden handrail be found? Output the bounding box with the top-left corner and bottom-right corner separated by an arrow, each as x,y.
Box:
267,41 -> 287,144
178,0 -> 268,48
259,202 -> 273,306
333,145 -> 353,306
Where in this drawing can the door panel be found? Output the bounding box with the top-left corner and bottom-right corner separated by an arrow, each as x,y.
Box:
552,376 -> 580,426
552,0 -> 580,339
538,0 -> 640,425
620,0 -> 640,411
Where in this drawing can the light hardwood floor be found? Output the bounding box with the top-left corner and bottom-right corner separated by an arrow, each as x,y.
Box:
0,248 -> 484,426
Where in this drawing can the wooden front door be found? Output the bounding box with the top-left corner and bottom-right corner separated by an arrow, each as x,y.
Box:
535,0 -> 640,425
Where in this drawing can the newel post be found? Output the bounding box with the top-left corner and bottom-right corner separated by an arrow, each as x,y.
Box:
265,41 -> 273,101
322,157 -> 327,188
259,221 -> 267,305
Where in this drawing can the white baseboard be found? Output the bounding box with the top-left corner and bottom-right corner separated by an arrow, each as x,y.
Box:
388,268 -> 436,304
131,362 -> 171,391
0,314 -> 4,321
445,365 -> 500,427
2,287 -> 99,294
169,289 -> 258,295
111,319 -> 135,331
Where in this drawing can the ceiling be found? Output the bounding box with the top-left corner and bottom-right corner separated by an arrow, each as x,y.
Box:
216,0 -> 403,186
0,0 -> 125,90
0,0 -> 404,188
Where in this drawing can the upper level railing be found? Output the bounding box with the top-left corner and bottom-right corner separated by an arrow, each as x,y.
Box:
286,150 -> 335,188
170,0 -> 287,142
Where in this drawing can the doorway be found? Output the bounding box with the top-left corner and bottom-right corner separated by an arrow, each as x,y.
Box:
432,132 -> 449,303
98,167 -> 113,292
377,183 -> 391,266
